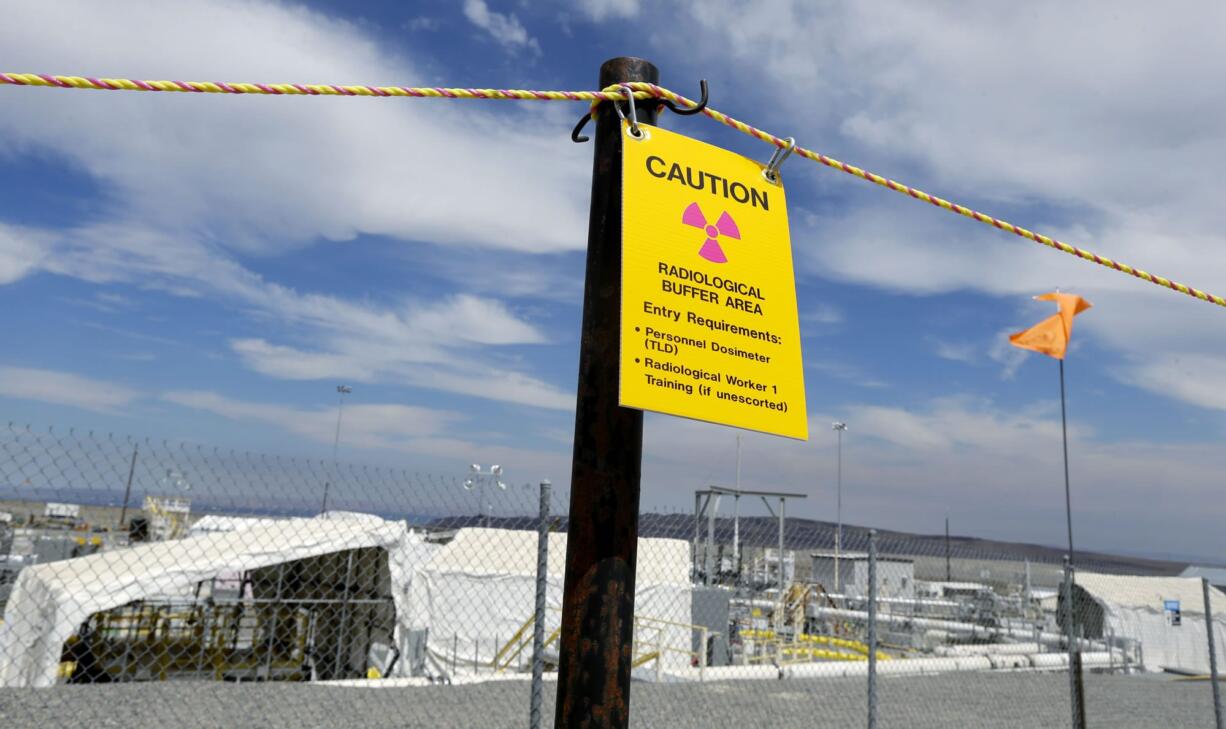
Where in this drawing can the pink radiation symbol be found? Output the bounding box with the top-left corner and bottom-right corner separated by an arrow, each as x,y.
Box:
682,202 -> 740,263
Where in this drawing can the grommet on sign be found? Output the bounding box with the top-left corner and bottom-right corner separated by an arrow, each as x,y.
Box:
763,137 -> 795,184
614,83 -> 643,138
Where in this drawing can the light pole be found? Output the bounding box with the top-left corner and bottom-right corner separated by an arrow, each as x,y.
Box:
733,434 -> 741,583
321,384 -> 351,514
832,421 -> 847,594
465,464 -> 506,528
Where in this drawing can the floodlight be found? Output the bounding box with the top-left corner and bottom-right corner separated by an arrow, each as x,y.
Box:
463,479 -> 474,490
490,465 -> 503,476
470,463 -> 481,473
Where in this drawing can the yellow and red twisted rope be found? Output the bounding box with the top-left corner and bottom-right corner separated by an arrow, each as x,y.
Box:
3,72 -> 1221,310
0,72 -> 648,102
626,82 -> 1226,310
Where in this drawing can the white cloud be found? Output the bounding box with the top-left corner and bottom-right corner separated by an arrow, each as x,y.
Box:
162,389 -> 572,481
577,0 -> 641,20
13,241 -> 572,418
0,366 -> 138,412
852,397 -> 1072,454
0,224 -> 47,285
0,0 -> 593,411
666,1 -> 1226,418
987,328 -> 1029,380
230,339 -> 377,381
463,0 -> 541,54
406,294 -> 547,346
405,16 -> 442,32
805,359 -> 888,389
803,302 -> 843,325
229,337 -> 573,410
4,218 -> 570,409
162,390 -> 459,451
1122,355 -> 1226,413
638,397 -> 1226,556
72,207 -> 542,345
930,339 -> 976,364
0,0 -> 587,256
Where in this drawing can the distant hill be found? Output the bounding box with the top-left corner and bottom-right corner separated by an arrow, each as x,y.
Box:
0,485 -> 1191,577
426,512 -> 1189,577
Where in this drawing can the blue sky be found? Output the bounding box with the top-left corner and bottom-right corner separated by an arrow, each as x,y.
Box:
3,1 -> 1226,560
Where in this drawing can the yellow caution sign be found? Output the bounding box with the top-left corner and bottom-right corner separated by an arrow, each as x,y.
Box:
619,121 -> 808,440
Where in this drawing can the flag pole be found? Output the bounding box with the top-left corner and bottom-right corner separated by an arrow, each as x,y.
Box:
1059,358 -> 1074,562
1059,357 -> 1087,729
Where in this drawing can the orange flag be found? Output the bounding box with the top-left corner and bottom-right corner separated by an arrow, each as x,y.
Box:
1008,292 -> 1092,360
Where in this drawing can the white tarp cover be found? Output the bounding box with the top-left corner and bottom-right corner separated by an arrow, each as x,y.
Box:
406,528 -> 692,676
186,514 -> 288,536
1076,572 -> 1226,673
0,513 -> 433,688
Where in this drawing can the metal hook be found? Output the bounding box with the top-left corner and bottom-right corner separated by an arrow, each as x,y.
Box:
656,79 -> 709,116
571,79 -> 708,143
571,113 -> 593,143
763,137 -> 796,183
614,83 -> 642,138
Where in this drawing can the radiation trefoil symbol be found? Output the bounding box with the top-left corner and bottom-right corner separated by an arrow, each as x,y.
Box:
682,202 -> 740,264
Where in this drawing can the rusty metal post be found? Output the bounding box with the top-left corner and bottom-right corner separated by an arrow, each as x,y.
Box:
554,56 -> 658,729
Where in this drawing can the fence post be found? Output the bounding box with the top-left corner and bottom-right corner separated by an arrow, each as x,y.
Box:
699,627 -> 708,683
262,562 -> 287,680
655,628 -> 663,682
1062,557 -> 1086,729
333,550 -> 356,678
118,444 -> 138,528
867,529 -> 877,729
555,56 -> 656,729
530,479 -> 552,729
778,497 -> 787,602
1203,578 -> 1223,729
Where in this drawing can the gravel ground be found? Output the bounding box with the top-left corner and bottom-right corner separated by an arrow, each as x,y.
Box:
0,672 -> 1217,728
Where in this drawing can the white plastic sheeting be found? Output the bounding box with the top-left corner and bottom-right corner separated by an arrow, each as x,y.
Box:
406,528 -> 692,677
1075,572 -> 1226,673
186,514 -> 288,536
0,513 -> 434,688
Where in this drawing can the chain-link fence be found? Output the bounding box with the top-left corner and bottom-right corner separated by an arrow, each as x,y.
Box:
0,421 -> 1222,728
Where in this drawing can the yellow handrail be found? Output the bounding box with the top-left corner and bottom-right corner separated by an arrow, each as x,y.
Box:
741,629 -> 891,662
493,608 -> 714,675
631,651 -> 661,669
491,614 -> 536,670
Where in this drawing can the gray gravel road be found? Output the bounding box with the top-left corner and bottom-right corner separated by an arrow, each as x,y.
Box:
0,672 -> 1218,728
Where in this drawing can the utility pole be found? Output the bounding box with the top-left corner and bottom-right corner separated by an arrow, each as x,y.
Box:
734,435 -> 741,582
554,56 -> 656,729
321,384 -> 351,513
832,421 -> 847,592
